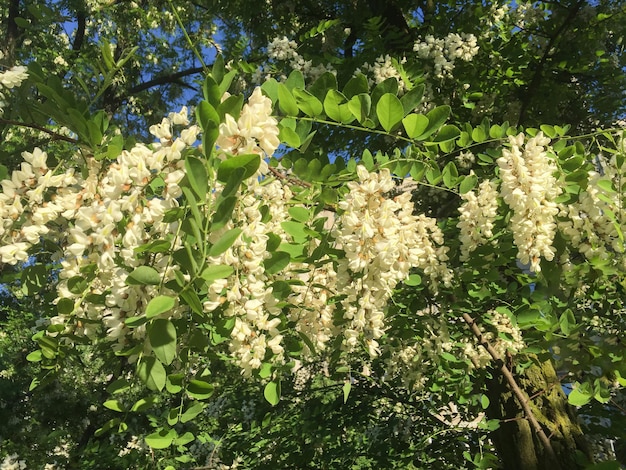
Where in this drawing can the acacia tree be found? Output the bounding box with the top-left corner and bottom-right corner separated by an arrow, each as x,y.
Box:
1,1 -> 625,469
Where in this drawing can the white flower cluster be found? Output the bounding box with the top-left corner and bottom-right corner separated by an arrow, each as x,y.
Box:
0,61 -> 28,116
0,455 -> 26,470
203,178 -> 290,376
558,154 -> 626,261
461,310 -> 525,369
0,108 -> 197,348
1,83 -> 457,376
216,88 -> 280,166
355,55 -> 408,94
457,178 -> 499,261
413,33 -> 479,79
257,36 -> 336,84
497,132 -> 561,272
334,167 -> 453,355
117,435 -> 147,457
267,36 -> 299,62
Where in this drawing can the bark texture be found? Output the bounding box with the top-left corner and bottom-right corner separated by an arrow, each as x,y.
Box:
485,357 -> 593,470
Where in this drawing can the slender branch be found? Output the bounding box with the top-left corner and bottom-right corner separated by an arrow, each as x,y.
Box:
461,312 -> 559,465
267,166 -> 312,188
0,118 -> 79,144
124,66 -> 204,96
72,5 -> 87,52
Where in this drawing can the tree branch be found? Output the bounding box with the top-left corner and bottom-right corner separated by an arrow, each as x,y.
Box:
517,1 -> 585,125
462,312 -> 559,466
72,5 -> 87,52
124,66 -> 205,96
0,119 -> 79,144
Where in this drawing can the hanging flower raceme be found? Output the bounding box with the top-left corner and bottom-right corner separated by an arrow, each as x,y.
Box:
333,166 -> 452,356
216,87 -> 280,165
457,177 -> 499,260
497,132 -> 561,272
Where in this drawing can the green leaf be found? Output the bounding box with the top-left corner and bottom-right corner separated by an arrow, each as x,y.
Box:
279,125 -> 301,148
293,88 -> 323,117
26,350 -> 42,362
277,83 -> 299,116
400,84 -> 425,115
402,113 -> 429,139
187,379 -> 214,400
126,266 -> 160,286
342,73 -> 369,98
212,196 -> 237,230
459,174 -> 478,194
596,179 -> 615,193
180,289 -> 204,316
137,356 -> 167,392
130,396 -> 158,412
308,72 -> 338,103
217,153 -> 260,182
208,228 -> 242,257
180,402 -> 205,423
211,54 -> 225,84
149,319 -> 177,366
185,156 -> 208,202
196,100 -> 220,154
281,221 -> 308,243
431,125 -> 460,143
343,381 -> 351,404
376,93 -> 403,132
264,251 -> 291,275
218,94 -> 244,122
264,380 -> 281,406
480,395 -> 490,409
203,76 -> 221,108
103,399 -> 126,412
419,105 -> 451,140
285,70 -> 305,90
288,206 -> 310,222
107,379 -> 131,394
323,90 -> 353,123
472,127 -> 487,142
201,264 -> 234,282
348,94 -> 372,124
404,274 -> 421,286
146,295 -> 176,319
568,385 -> 592,407
145,428 -> 177,450
442,161 -> 459,188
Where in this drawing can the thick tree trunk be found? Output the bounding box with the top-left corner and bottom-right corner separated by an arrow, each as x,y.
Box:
485,358 -> 593,469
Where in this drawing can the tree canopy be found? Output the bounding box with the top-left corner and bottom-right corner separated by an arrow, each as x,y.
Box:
1,1 -> 626,469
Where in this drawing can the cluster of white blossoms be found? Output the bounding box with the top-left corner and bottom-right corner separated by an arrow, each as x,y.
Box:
0,56 -> 29,116
334,166 -> 453,355
461,310 -> 525,369
0,454 -> 26,470
203,178 -> 290,375
255,36 -> 336,84
216,87 -> 280,166
355,55 -> 408,94
497,132 -> 561,272
0,82 -> 458,376
558,153 -> 626,261
267,36 -> 299,62
0,107 -> 197,349
457,178 -> 499,261
413,33 -> 479,79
